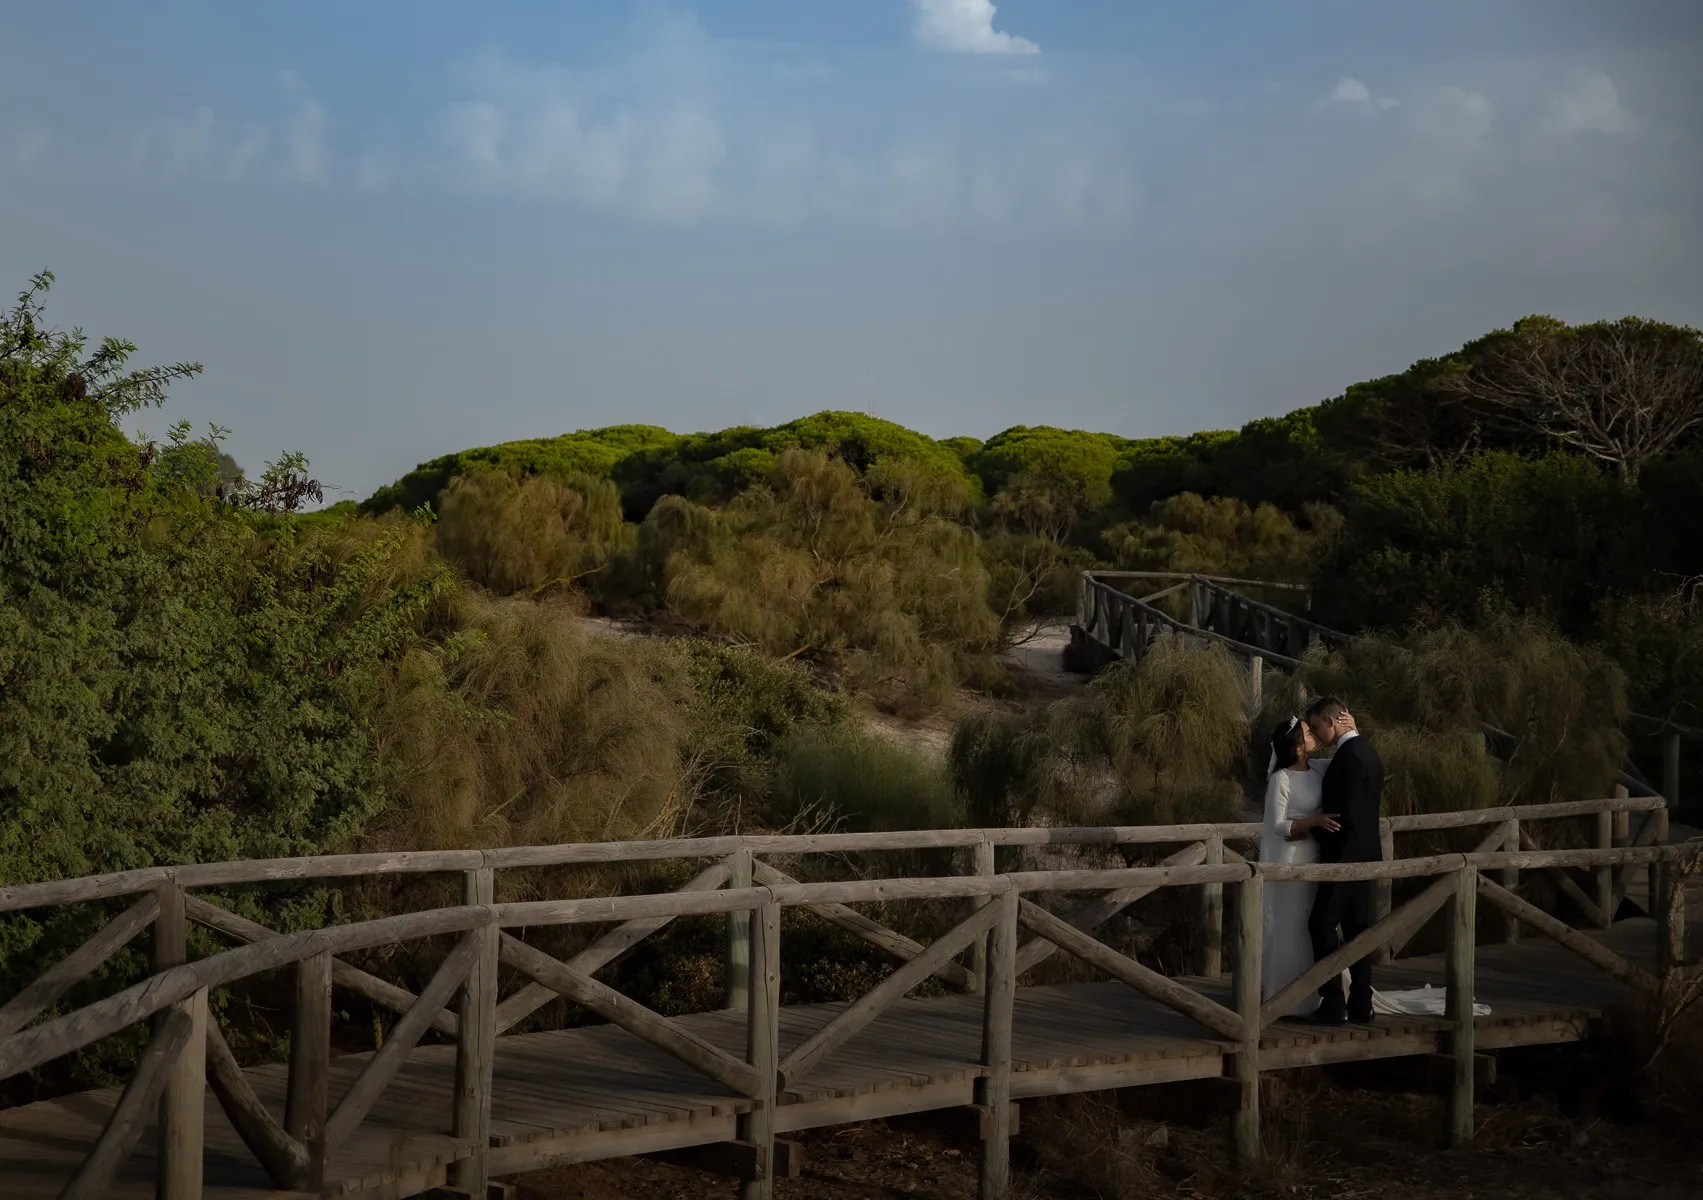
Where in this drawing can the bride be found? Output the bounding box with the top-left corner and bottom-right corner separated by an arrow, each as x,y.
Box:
1259,716 -> 1342,1018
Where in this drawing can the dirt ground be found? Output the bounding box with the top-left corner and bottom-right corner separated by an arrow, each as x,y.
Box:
510,1046 -> 1703,1200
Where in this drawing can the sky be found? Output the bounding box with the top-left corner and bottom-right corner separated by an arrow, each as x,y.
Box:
2,1 -> 1700,503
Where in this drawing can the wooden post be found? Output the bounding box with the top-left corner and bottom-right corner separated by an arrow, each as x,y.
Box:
1663,732 -> 1681,814
1650,804 -> 1675,962
968,840 -> 995,995
1499,818 -> 1519,945
159,986 -> 208,1200
1199,834 -> 1224,978
1247,656 -> 1264,720
1231,874 -> 1263,1162
738,902 -> 781,1200
726,849 -> 753,1013
1374,825 -> 1396,965
451,867 -> 498,1195
978,887 -> 1018,1200
1445,864 -> 1477,1148
153,881 -> 205,1199
1596,802 -> 1617,928
286,950 -> 332,1189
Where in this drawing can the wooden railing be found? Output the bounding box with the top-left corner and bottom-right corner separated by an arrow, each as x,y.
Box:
0,795 -> 1686,1200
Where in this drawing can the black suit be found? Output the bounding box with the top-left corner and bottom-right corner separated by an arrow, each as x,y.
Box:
1308,733 -> 1384,1013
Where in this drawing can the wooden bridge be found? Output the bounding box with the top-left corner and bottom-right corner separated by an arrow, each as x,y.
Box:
1074,569 -> 1697,806
0,796 -> 1692,1200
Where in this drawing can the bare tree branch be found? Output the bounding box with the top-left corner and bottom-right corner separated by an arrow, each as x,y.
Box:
1437,316 -> 1703,485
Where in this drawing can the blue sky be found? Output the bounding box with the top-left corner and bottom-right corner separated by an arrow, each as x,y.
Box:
3,1 -> 1700,502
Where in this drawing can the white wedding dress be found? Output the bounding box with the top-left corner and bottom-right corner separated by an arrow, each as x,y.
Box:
1260,759 -> 1339,1016
1259,755 -> 1489,1020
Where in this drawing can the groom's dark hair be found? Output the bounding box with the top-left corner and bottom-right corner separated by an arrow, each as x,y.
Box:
1306,697 -> 1348,722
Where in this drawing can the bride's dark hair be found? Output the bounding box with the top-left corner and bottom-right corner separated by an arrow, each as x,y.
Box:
1270,716 -> 1305,775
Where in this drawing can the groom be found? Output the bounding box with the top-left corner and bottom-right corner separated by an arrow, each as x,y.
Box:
1304,697 -> 1384,1024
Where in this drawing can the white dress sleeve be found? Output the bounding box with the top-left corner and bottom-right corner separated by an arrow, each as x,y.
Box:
1265,770 -> 1296,840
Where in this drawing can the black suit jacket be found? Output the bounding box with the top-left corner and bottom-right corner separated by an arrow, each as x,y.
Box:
1312,735 -> 1384,864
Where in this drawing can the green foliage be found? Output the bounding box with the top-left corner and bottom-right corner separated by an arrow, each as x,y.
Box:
1314,452 -> 1645,637
366,411 -> 977,522
0,277 -> 439,890
0,277 -> 455,1085
361,424 -> 681,516
969,426 -> 1131,511
771,724 -> 961,832
1605,592 -> 1703,727
673,639 -> 848,821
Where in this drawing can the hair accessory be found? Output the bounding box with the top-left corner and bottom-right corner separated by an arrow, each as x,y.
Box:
1283,715 -> 1300,732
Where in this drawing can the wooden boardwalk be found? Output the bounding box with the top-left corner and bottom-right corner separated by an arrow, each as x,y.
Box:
0,919 -> 1669,1199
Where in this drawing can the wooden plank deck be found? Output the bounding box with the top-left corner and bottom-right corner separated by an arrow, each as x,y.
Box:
0,920 -> 1663,1198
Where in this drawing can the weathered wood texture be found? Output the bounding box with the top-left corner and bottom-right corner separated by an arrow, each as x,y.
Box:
0,894 -> 157,1041
56,1005 -> 192,1200
978,888 -> 1018,1200
187,896 -> 459,1038
1231,875 -> 1262,1162
0,925 -> 1667,1199
451,867 -> 498,1195
1446,866 -> 1477,1147
205,1017 -> 310,1186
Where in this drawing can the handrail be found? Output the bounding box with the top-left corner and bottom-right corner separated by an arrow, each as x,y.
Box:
1082,575 -> 1303,668
2,842 -> 1692,1086
0,797 -> 1666,915
1086,570 -> 1312,594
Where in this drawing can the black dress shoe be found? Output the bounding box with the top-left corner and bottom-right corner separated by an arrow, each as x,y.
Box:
1347,1004 -> 1375,1024
1310,999 -> 1349,1025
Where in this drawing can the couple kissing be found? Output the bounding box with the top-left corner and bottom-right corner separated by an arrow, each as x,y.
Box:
1259,697 -> 1385,1024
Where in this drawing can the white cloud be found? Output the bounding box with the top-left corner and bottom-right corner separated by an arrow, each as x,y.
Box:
1542,70 -> 1638,135
131,74 -> 332,185
911,0 -> 1039,56
1326,76 -> 1398,111
431,43 -> 1135,232
280,72 -> 328,183
1330,77 -> 1370,105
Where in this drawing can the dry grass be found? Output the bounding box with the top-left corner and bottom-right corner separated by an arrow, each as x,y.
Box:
772,722 -> 962,833
368,588 -> 693,854
1301,613 -> 1628,806
1102,492 -> 1342,584
659,448 -> 1000,714
435,469 -> 626,597
950,634 -> 1248,829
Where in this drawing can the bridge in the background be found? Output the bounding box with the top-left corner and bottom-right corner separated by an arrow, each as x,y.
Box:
1072,569 -> 1698,811
0,802 -> 1691,1200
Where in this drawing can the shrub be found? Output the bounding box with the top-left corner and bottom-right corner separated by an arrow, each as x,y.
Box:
950,635 -> 1249,829
1299,614 -> 1627,806
1101,492 -> 1340,584
662,448 -> 1000,711
771,723 -> 961,832
367,590 -> 694,852
673,639 -> 848,825
1314,452 -> 1644,637
434,469 -> 626,597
